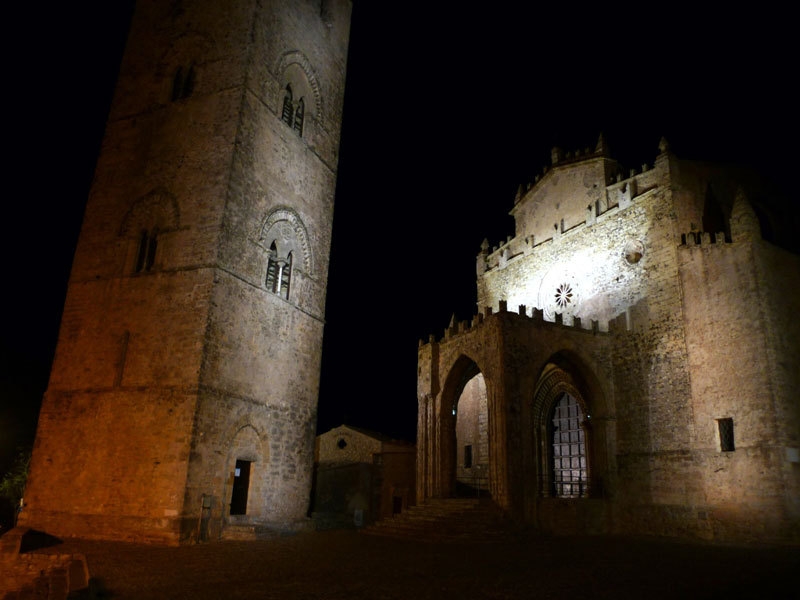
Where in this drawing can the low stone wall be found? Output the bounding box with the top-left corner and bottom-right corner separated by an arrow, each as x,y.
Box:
0,528 -> 89,600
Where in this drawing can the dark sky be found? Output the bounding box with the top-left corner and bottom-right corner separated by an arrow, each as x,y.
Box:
2,2 -> 793,470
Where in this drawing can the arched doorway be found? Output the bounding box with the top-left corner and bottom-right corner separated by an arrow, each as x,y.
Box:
532,362 -> 593,499
435,356 -> 492,499
224,424 -> 267,524
548,392 -> 588,498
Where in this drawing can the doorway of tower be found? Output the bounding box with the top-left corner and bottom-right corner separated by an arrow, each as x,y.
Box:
230,459 -> 252,515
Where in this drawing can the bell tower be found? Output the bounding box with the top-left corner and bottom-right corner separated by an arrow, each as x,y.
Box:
21,0 -> 352,543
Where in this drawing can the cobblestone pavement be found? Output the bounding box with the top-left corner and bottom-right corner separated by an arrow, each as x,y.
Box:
42,530 -> 799,599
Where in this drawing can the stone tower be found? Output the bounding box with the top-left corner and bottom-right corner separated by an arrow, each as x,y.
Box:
21,0 -> 352,544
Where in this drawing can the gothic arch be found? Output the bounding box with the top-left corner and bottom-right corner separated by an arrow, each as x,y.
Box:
258,206 -> 313,275
222,421 -> 269,520
440,354 -> 484,419
435,354 -> 493,498
273,50 -> 323,123
530,352 -> 601,499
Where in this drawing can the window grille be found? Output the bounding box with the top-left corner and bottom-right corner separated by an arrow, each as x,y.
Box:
551,393 -> 587,497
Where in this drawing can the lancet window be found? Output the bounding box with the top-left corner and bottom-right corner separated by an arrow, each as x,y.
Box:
266,241 -> 292,299
280,84 -> 305,137
135,229 -> 158,273
171,64 -> 195,101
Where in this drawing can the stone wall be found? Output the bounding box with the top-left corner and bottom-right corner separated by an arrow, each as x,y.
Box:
22,0 -> 351,544
455,373 -> 489,489
417,139 -> 800,543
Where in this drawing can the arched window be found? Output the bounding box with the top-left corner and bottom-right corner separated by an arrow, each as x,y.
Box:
265,242 -> 280,293
280,84 -> 305,137
171,64 -> 196,101
293,99 -> 304,136
265,243 -> 291,299
281,85 -> 294,127
134,229 -> 158,273
549,392 -> 588,498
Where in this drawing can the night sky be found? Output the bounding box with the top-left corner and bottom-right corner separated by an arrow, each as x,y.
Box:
2,3 -> 794,474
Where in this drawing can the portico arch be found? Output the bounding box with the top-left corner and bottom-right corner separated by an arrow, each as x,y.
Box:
434,355 -> 493,499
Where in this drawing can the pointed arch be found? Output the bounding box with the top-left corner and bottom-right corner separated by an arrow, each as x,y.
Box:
223,422 -> 269,520
435,354 -> 492,498
531,353 -> 599,499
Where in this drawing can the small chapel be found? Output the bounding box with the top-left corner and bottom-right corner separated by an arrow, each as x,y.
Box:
415,136 -> 800,543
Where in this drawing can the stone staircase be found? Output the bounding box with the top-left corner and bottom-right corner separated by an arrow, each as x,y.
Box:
220,518 -> 316,541
360,498 -> 518,542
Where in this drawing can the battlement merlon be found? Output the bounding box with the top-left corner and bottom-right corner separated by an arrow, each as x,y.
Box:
418,299 -> 617,352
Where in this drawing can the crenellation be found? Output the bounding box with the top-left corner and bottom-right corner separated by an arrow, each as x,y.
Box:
680,231 -> 729,247
420,136 -> 798,543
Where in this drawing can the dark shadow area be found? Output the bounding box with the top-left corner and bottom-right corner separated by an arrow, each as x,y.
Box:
19,528 -> 63,553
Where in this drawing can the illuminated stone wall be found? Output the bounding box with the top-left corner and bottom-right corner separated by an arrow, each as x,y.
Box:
312,425 -> 416,527
316,425 -> 384,466
455,374 -> 489,488
418,139 -> 800,543
22,0 -> 351,544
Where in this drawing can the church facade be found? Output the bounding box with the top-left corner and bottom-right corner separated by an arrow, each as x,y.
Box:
416,138 -> 800,543
21,0 -> 351,544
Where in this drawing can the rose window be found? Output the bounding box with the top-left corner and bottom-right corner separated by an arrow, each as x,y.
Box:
554,283 -> 573,309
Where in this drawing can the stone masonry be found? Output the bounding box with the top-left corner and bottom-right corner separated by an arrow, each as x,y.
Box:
417,136 -> 800,543
21,0 -> 352,544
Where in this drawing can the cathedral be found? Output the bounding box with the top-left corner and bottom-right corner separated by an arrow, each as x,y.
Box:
15,0 -> 799,548
416,137 -> 800,543
20,0 -> 351,544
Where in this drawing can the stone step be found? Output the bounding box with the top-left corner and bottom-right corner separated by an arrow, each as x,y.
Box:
220,524 -> 257,541
360,498 -> 516,542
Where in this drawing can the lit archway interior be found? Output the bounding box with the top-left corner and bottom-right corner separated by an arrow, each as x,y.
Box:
455,372 -> 490,496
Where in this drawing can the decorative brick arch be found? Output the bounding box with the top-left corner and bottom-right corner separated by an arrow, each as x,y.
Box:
258,206 -> 313,275
273,50 -> 323,123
